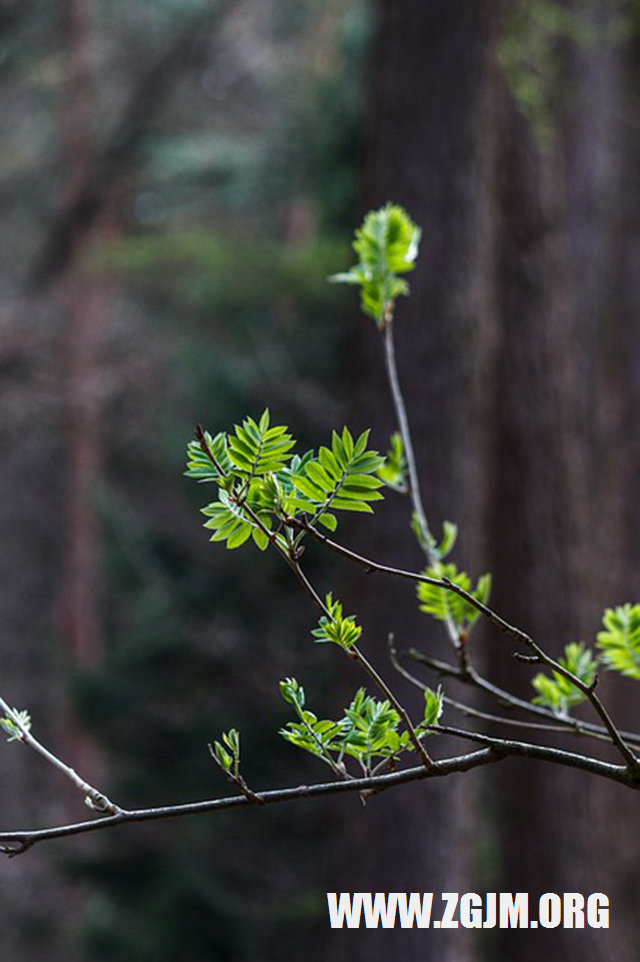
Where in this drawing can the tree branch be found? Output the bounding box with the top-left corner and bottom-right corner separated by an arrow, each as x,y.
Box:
0,697 -> 122,815
292,522 -> 640,766
403,649 -> 640,751
1,739 -> 637,857
287,559 -> 434,769
382,314 -> 435,562
381,314 -> 462,653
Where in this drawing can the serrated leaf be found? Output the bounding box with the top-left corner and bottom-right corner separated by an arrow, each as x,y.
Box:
341,427 -> 354,460
291,474 -> 327,502
318,446 -> 341,479
291,429 -> 385,525
259,408 -> 270,433
0,708 -> 31,743
437,521 -> 458,559
226,524 -> 253,549
377,432 -> 407,491
331,204 -> 422,324
329,498 -> 374,513
185,430 -> 231,483
417,562 -> 492,634
422,686 -> 444,727
531,642 -> 597,715
305,461 -> 334,490
311,593 -> 362,650
597,604 -> 640,679
280,678 -> 305,708
228,411 -> 295,479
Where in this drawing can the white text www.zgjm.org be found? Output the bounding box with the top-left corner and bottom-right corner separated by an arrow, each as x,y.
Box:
326,892 -> 609,929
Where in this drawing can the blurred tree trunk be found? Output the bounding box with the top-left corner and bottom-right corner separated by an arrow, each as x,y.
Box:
57,0 -> 108,807
325,4 -> 501,961
489,6 -> 638,960
0,4 -> 105,960
60,0 -> 103,671
327,1 -> 640,961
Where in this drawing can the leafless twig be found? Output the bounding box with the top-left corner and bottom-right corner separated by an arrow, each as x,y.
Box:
0,697 -> 122,816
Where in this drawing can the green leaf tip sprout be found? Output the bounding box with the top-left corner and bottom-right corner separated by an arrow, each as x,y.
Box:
330,203 -> 422,326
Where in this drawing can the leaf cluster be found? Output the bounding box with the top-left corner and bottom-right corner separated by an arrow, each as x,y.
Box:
417,561 -> 491,636
289,427 -> 385,525
0,708 -> 31,743
186,413 -> 385,550
531,642 -> 597,715
597,604 -> 640,680
279,679 -> 443,777
210,729 -> 241,777
376,432 -> 407,492
311,594 -> 362,650
530,605 -> 640,715
330,203 -> 421,325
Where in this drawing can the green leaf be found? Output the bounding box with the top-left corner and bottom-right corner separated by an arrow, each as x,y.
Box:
222,728 -> 240,754
0,708 -> 32,743
213,742 -> 233,772
226,523 -> 253,549
279,677 -> 305,709
290,474 -> 327,502
437,521 -> 458,560
330,204 -> 421,325
252,527 -> 270,551
422,686 -> 444,728
416,562 -> 492,634
318,512 -> 337,532
376,432 -> 407,492
185,430 -> 232,483
597,604 -> 640,679
291,428 -> 384,526
202,490 -> 261,551
531,642 -> 597,715
311,593 -> 362,650
227,411 -> 295,478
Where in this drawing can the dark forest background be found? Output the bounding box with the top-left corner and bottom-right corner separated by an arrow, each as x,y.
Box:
1,1 -> 639,960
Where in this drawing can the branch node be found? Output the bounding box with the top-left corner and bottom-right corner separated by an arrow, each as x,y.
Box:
0,840 -> 32,858
84,792 -> 121,816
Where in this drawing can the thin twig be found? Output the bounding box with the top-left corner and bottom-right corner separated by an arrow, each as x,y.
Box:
287,559 -> 331,617
404,649 -> 640,751
289,562 -> 433,769
0,697 -> 121,815
514,636 -> 640,769
350,644 -> 434,768
387,635 -> 569,736
442,697 -> 579,735
381,314 -> 462,653
207,744 -> 265,805
382,315 -> 436,563
429,724 -> 636,775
